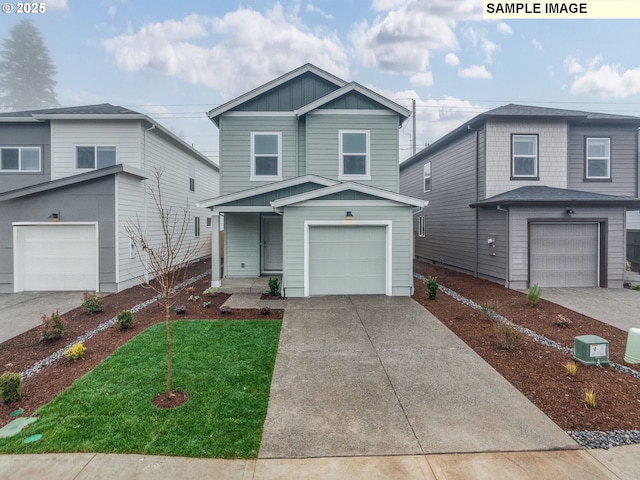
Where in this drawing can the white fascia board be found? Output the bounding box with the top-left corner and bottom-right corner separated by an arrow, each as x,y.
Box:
120,164 -> 150,180
212,206 -> 273,213
207,64 -> 347,123
33,114 -> 147,121
197,175 -> 339,208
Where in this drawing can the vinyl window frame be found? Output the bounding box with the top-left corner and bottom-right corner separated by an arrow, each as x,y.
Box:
75,145 -> 117,170
418,216 -> 426,237
423,162 -> 432,192
0,146 -> 42,172
511,134 -> 539,179
585,137 -> 611,181
338,130 -> 371,180
250,132 -> 282,181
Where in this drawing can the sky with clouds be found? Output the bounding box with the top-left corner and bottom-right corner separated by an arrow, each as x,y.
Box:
1,0 -> 639,162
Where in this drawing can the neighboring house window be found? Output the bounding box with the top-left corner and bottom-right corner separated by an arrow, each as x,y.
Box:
423,162 -> 432,192
206,217 -> 212,227
251,132 -> 281,180
189,177 -> 195,192
585,137 -> 611,180
76,146 -> 116,169
339,130 -> 370,180
194,216 -> 201,237
511,135 -> 538,178
418,216 -> 426,237
0,146 -> 41,172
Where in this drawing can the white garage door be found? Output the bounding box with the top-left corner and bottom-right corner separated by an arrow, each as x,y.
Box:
14,224 -> 98,292
530,223 -> 599,287
308,225 -> 387,295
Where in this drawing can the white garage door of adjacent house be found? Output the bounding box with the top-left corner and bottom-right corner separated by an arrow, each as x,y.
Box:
14,223 -> 99,292
530,223 -> 599,287
309,225 -> 387,295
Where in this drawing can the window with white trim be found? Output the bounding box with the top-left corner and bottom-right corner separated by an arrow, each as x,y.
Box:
76,146 -> 116,169
194,216 -> 201,237
418,216 -> 426,237
512,135 -> 538,178
339,130 -> 370,179
423,162 -> 432,192
251,132 -> 281,180
586,137 -> 611,179
0,146 -> 41,172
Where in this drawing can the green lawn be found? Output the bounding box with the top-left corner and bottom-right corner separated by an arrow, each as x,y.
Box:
0,320 -> 281,458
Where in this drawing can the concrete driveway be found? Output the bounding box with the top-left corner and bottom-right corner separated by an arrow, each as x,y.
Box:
259,296 -> 577,459
541,287 -> 640,332
0,291 -> 83,343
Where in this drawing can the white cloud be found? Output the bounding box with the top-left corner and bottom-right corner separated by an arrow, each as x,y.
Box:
445,53 -> 459,66
568,58 -> 640,98
306,3 -> 333,20
103,5 -> 348,98
45,0 -> 68,9
464,27 -> 497,63
108,6 -> 117,17
497,22 -> 512,35
350,0 -> 482,82
410,72 -> 434,86
532,39 -> 543,51
459,65 -> 492,79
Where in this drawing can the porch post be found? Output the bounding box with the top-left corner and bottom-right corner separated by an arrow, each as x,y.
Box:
210,212 -> 221,287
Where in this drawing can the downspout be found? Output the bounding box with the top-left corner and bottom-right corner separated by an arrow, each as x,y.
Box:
468,125 -> 479,277
142,123 -> 156,283
497,205 -> 509,287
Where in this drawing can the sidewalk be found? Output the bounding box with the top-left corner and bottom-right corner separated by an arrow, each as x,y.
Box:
1,445 -> 638,479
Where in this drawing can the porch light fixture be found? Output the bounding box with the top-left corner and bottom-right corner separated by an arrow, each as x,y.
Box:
565,208 -> 576,216
345,211 -> 353,220
48,210 -> 60,222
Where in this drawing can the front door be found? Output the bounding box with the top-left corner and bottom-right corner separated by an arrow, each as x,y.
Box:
262,216 -> 283,272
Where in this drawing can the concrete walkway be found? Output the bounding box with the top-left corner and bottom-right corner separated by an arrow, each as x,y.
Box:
259,295 -> 577,458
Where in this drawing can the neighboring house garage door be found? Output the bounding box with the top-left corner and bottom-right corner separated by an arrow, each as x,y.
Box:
309,225 -> 386,295
14,224 -> 98,292
529,223 -> 599,287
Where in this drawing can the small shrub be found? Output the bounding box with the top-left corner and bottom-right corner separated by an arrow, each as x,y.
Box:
268,277 -> 281,296
64,342 -> 86,361
174,305 -> 186,315
261,306 -> 271,316
584,387 -> 597,409
202,301 -> 211,308
480,303 -> 500,319
626,260 -> 632,272
41,310 -> 65,341
493,322 -> 523,350
633,285 -> 640,291
553,314 -> 572,328
526,284 -> 542,306
0,372 -> 22,403
203,287 -> 218,296
186,286 -> 196,295
564,360 -> 578,377
117,310 -> 133,330
219,305 -> 232,315
82,291 -> 104,313
426,276 -> 438,300
187,295 -> 200,302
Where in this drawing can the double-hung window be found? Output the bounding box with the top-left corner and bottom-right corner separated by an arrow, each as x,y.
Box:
512,135 -> 538,179
339,130 -> 370,180
76,146 -> 116,169
423,162 -> 432,192
585,137 -> 611,180
0,146 -> 41,172
251,132 -> 281,181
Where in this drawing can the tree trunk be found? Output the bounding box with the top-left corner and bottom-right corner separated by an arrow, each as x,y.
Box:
165,300 -> 172,396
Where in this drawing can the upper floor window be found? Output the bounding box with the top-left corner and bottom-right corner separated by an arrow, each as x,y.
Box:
423,162 -> 432,192
585,137 -> 611,180
339,130 -> 370,180
0,146 -> 41,172
511,134 -> 538,179
76,146 -> 116,170
251,132 -> 281,180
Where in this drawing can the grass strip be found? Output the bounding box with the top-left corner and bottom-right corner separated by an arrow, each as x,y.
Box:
0,320 -> 281,458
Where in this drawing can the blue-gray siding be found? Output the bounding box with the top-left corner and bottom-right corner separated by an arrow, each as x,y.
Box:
0,122 -> 51,192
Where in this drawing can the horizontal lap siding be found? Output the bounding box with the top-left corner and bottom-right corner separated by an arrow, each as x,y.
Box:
477,208 -> 507,284
224,213 -> 260,278
219,116 -> 298,195
306,114 -> 399,191
567,124 -> 638,196
0,123 -> 51,192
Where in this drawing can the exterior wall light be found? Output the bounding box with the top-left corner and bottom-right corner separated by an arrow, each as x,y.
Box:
345,211 -> 353,220
565,208 -> 576,216
48,210 -> 60,222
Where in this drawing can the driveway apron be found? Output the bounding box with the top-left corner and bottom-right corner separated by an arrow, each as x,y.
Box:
259,296 -> 577,458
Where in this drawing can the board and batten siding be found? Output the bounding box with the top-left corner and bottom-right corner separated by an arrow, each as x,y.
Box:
224,213 -> 260,277
484,118 -> 568,198
567,124 -> 638,196
218,115 -> 299,195
477,207 -> 508,284
400,131 -> 479,274
281,204 -> 413,297
507,205 -> 626,289
50,120 -> 142,180
305,113 -> 399,192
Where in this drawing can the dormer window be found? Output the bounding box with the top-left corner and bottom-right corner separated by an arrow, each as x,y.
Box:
251,132 -> 282,181
76,146 -> 116,170
339,130 -> 370,180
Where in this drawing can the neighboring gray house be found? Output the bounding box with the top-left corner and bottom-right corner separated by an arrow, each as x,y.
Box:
400,104 -> 640,289
0,104 -> 219,293
199,64 -> 426,297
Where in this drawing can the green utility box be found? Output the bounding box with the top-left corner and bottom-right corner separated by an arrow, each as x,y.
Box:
574,335 -> 609,366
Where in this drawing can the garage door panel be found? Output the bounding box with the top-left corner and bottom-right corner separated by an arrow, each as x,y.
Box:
309,226 -> 386,295
530,223 -> 598,288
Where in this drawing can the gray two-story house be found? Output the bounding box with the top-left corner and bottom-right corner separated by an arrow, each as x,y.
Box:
199,64 -> 426,297
400,104 -> 640,289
